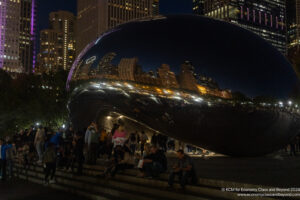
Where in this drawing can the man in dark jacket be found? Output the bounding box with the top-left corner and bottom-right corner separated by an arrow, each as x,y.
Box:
142,145 -> 167,177
168,149 -> 197,189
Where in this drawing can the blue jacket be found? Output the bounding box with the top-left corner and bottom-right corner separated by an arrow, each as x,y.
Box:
1,144 -> 12,160
50,132 -> 62,146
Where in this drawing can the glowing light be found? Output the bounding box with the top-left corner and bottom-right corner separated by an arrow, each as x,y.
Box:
107,116 -> 112,120
197,85 -> 207,94
288,101 -> 292,106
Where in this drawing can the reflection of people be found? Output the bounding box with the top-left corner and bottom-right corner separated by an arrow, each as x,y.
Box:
168,150 -> 197,189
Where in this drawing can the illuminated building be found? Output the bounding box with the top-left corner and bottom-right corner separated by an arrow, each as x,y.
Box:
193,0 -> 204,15
118,57 -> 139,81
287,0 -> 300,49
0,0 -> 36,73
200,0 -> 287,55
37,30 -> 59,73
157,64 -> 179,88
49,11 -> 76,71
178,61 -> 198,92
76,0 -> 160,55
20,0 -> 37,73
38,11 -> 76,73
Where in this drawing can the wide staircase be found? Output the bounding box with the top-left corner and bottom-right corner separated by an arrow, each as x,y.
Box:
13,162 -> 274,200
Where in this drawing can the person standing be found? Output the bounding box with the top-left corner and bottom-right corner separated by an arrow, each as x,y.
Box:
5,138 -> 16,179
0,139 -> 12,181
129,131 -> 138,155
140,131 -> 148,155
0,139 -> 3,180
43,143 -> 57,185
85,122 -> 99,164
72,132 -> 84,175
34,126 -> 45,164
99,129 -> 108,157
112,120 -> 127,148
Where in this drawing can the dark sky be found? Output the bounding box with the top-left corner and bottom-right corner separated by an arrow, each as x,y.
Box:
37,0 -> 193,31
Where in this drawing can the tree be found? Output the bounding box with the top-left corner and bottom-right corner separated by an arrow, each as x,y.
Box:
0,69 -> 70,136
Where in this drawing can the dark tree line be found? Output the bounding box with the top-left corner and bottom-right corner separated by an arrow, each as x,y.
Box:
0,69 -> 70,136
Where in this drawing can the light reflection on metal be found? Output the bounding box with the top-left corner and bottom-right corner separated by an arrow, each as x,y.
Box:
68,15 -> 300,156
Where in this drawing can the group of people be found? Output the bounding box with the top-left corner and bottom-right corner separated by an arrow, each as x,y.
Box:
0,119 -> 197,190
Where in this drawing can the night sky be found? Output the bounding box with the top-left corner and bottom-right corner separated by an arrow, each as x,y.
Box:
37,0 -> 193,32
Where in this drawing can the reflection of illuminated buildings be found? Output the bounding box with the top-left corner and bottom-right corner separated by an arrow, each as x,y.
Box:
97,52 -> 118,76
178,61 -> 199,92
74,55 -> 232,99
118,57 -> 139,81
158,64 -> 179,88
76,0 -> 160,55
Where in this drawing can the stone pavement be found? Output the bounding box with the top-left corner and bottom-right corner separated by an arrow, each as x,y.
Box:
0,179 -> 89,200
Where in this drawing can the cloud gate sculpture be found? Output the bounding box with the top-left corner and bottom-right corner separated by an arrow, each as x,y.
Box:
67,15 -> 300,156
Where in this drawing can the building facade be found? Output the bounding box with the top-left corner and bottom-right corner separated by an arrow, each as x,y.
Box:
193,0 -> 204,15
287,0 -> 300,49
197,0 -> 287,55
37,30 -> 59,73
38,11 -> 76,73
0,0 -> 36,74
76,0 -> 159,56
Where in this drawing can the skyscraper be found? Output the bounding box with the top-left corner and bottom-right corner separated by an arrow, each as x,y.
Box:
193,0 -> 204,15
49,11 -> 76,71
198,0 -> 287,55
287,0 -> 300,49
20,0 -> 37,74
76,0 -> 160,56
0,0 -> 36,73
37,30 -> 59,73
38,11 -> 76,73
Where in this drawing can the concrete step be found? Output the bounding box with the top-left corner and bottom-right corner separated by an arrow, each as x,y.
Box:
13,163 -> 275,200
14,164 -> 215,200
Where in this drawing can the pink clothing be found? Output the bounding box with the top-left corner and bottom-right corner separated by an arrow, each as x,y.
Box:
112,130 -> 127,147
113,130 -> 126,139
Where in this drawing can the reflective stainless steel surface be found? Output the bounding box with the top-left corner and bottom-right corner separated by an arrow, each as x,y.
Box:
67,15 -> 300,156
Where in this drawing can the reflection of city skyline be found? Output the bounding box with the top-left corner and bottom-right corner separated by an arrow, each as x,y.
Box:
72,52 -> 232,99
